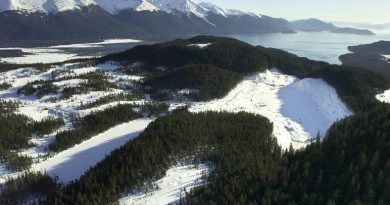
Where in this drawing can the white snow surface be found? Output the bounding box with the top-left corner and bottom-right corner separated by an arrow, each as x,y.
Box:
0,62 -> 152,184
382,54 -> 390,63
188,43 -> 211,48
33,119 -> 152,183
189,69 -> 352,149
376,89 -> 390,103
119,164 -> 210,205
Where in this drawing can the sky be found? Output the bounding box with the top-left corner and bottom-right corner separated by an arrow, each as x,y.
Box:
194,0 -> 390,24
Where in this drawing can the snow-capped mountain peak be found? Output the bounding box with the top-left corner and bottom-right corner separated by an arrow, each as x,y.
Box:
0,0 -> 261,19
94,0 -> 159,14
149,0 -> 206,18
0,0 -> 95,13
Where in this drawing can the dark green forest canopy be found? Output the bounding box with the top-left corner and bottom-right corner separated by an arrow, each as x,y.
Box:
240,104 -> 390,205
51,111 -> 278,205
144,64 -> 243,101
99,36 -> 269,74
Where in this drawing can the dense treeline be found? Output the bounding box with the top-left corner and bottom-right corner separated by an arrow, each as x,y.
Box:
0,62 -> 53,73
31,117 -> 65,137
256,46 -> 328,78
0,100 -> 64,171
145,64 -> 243,101
49,104 -> 142,152
0,172 -> 61,205
310,65 -> 390,112
51,111 -> 277,205
100,36 -> 268,74
236,104 -> 390,205
0,100 -> 32,170
17,71 -> 118,99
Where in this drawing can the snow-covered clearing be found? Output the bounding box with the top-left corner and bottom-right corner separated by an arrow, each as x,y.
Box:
190,69 -> 352,149
376,89 -> 390,103
0,38 -> 141,64
0,119 -> 152,184
0,63 -> 129,121
188,43 -> 212,48
119,164 -> 210,205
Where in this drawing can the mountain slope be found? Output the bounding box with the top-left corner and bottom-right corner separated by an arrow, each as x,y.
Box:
0,6 -> 146,41
0,0 -> 295,41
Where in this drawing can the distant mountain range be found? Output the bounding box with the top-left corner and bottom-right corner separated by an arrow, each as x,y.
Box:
292,18 -> 374,35
0,0 -> 375,42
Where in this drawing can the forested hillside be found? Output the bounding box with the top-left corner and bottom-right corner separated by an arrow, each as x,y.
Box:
1,36 -> 390,205
52,111 -> 277,205
8,104 -> 387,205
100,36 -> 390,112
144,64 -> 243,101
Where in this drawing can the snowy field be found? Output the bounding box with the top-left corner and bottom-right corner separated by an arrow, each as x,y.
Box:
0,38 -> 141,64
119,164 -> 210,205
376,89 -> 390,103
0,62 -> 151,184
190,69 -> 352,149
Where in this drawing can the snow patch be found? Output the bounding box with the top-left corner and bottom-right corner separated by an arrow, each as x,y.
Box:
382,54 -> 390,63
376,89 -> 390,103
188,43 -> 211,48
189,69 -> 352,149
119,164 -> 210,205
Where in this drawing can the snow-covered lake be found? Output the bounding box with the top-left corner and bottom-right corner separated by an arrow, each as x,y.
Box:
0,39 -> 143,64
190,69 -> 352,149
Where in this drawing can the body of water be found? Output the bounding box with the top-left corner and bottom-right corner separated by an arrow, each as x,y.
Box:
227,32 -> 390,64
1,32 -> 390,64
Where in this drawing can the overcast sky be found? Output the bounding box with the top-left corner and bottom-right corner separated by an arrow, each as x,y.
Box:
194,0 -> 389,24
